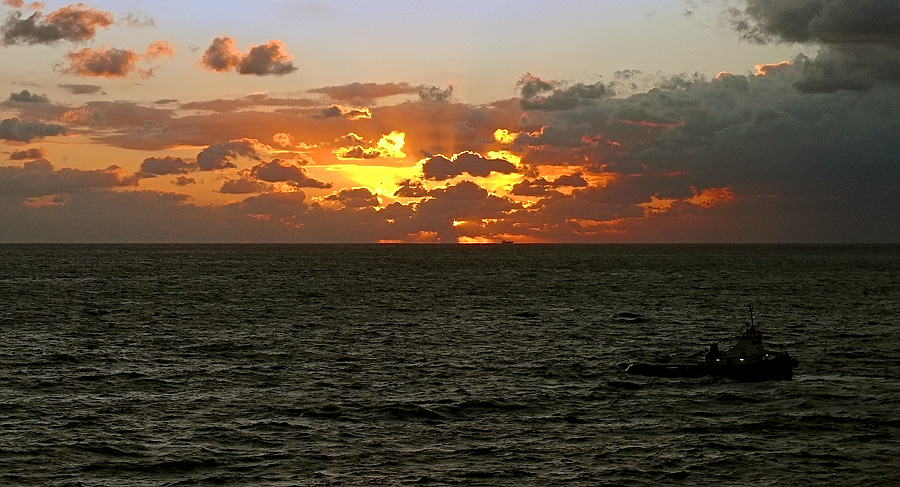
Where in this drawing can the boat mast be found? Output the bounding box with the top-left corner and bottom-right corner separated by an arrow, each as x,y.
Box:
747,302 -> 755,331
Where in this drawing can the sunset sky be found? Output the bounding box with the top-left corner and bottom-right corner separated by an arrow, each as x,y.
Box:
2,0 -> 898,243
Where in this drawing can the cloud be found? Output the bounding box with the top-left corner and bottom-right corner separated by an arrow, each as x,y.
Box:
139,156 -> 195,176
510,178 -> 556,197
421,151 -> 518,180
418,85 -> 454,103
248,159 -> 331,189
63,47 -> 138,78
58,83 -> 104,95
730,0 -> 900,92
196,138 -> 263,171
334,131 -> 406,160
0,160 -> 138,197
230,191 -> 308,220
324,187 -> 380,208
239,40 -> 297,76
310,82 -> 420,104
200,37 -> 297,76
219,177 -> 271,194
0,117 -> 66,142
8,89 -> 48,103
63,41 -> 174,78
407,181 -> 521,241
181,93 -> 319,113
1,4 -> 113,45
517,73 -> 611,110
119,12 -> 155,28
393,179 -> 428,198
552,172 -> 588,188
317,105 -> 372,120
9,147 -> 45,160
508,55 -> 900,241
731,0 -> 900,45
172,175 -> 195,186
509,173 -> 587,197
0,188 -> 318,243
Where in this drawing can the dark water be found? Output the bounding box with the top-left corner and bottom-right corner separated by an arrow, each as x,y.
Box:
1,244 -> 898,486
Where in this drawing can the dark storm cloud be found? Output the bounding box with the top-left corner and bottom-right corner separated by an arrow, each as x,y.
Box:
731,0 -> 900,45
8,89 -> 48,103
516,63 -> 900,241
0,117 -> 66,142
421,151 -> 518,180
730,0 -> 900,92
517,73 -> 611,110
200,37 -> 297,76
1,4 -> 113,45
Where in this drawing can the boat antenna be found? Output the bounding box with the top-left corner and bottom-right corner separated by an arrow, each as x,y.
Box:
747,302 -> 755,331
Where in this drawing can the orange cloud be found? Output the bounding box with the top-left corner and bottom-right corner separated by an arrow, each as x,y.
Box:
334,131 -> 406,160
755,61 -> 794,77
62,41 -> 174,78
1,3 -> 113,45
200,37 -> 297,76
688,186 -> 733,208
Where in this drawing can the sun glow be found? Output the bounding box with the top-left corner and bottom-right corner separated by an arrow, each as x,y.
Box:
376,131 -> 407,158
493,128 -> 519,144
457,236 -> 494,244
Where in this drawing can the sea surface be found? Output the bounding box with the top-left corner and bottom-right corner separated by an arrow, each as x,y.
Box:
1,244 -> 898,486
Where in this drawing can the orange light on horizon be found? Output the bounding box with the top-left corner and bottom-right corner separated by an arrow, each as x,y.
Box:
457,236 -> 494,244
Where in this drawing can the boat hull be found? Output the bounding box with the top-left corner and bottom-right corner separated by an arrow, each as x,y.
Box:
625,354 -> 797,381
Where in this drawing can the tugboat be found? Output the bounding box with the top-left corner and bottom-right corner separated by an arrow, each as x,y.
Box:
624,304 -> 798,381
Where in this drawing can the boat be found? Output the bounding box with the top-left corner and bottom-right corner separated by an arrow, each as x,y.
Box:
624,304 -> 798,381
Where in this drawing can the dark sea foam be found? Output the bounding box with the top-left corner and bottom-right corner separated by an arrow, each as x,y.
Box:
1,244 -> 898,485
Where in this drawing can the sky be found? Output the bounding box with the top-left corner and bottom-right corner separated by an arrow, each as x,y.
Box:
1,0 -> 898,243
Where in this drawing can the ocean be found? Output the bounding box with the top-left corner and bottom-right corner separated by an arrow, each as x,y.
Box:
1,244 -> 898,486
